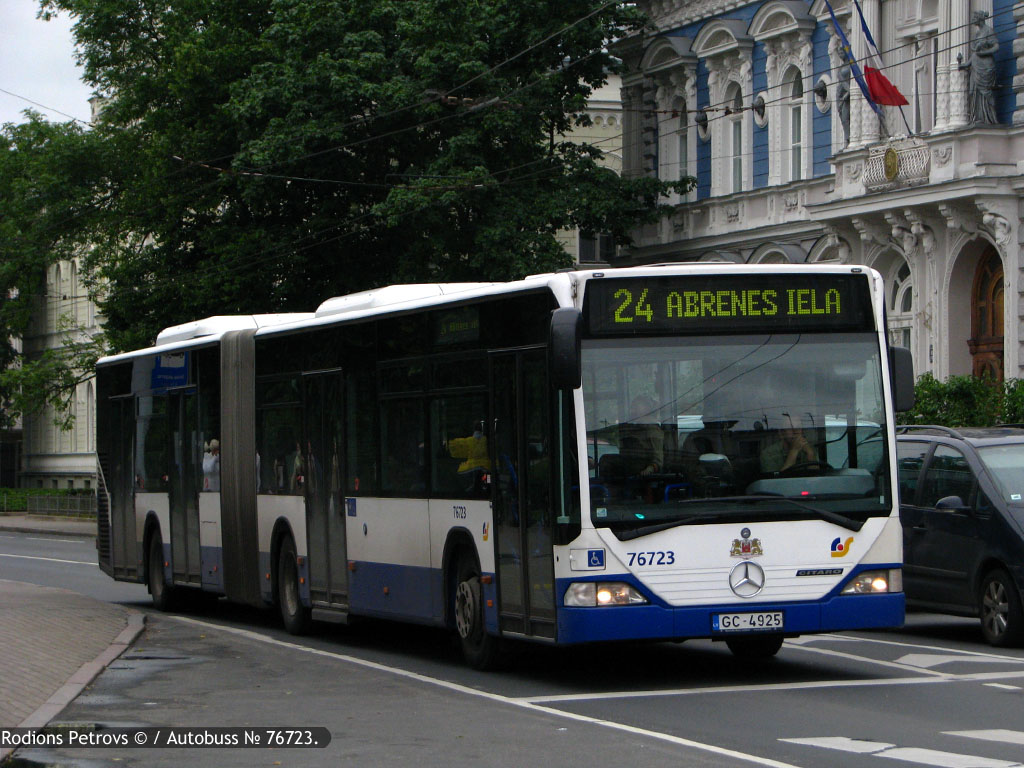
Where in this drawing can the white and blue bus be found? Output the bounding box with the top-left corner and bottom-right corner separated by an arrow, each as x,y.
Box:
96,264 -> 914,667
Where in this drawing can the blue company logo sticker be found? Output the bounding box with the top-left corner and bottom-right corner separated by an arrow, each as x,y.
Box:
346,498 -> 357,517
588,549 -> 605,568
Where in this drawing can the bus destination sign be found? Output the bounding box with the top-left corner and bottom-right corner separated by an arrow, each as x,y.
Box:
584,273 -> 874,335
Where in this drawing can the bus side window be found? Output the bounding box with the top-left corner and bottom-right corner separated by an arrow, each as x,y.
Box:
430,394 -> 488,499
380,398 -> 426,496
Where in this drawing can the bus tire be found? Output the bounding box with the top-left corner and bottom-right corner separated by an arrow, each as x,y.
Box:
277,535 -> 311,635
979,568 -> 1024,647
147,530 -> 176,611
454,556 -> 501,670
725,633 -> 784,660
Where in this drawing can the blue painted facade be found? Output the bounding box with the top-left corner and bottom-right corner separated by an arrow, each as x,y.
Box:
654,1 -> 1019,201
812,21 -> 833,177
752,40 -> 770,188
697,58 -> 711,200
994,0 -> 1018,126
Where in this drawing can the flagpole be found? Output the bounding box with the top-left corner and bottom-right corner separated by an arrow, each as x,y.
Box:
852,0 -> 913,136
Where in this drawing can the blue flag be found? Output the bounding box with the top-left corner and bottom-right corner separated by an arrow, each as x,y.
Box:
821,0 -> 883,115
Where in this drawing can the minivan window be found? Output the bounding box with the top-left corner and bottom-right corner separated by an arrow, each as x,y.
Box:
920,445 -> 974,507
977,443 -> 1024,503
896,441 -> 929,502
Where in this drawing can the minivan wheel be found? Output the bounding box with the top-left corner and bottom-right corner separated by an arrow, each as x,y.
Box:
979,569 -> 1024,647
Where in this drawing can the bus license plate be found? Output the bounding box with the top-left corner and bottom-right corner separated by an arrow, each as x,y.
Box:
712,611 -> 784,632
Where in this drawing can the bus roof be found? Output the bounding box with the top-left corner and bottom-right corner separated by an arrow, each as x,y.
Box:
96,264 -> 880,365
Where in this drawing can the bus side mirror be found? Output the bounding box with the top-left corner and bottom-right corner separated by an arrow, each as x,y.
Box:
889,346 -> 915,413
549,308 -> 582,390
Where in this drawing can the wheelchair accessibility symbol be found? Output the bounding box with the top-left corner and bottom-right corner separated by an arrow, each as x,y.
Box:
588,549 -> 605,568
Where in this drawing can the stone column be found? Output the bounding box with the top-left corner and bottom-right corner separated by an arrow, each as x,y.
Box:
946,0 -> 970,128
854,0 -> 881,146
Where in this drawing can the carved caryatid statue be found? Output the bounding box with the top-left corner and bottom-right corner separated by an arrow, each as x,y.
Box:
962,10 -> 1000,125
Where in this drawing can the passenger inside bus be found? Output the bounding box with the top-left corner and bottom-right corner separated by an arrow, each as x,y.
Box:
599,396 -> 664,479
760,413 -> 819,473
447,419 -> 490,494
202,439 -> 220,492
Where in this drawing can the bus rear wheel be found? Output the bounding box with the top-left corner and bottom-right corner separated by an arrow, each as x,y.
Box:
454,557 -> 501,670
148,530 -> 176,611
725,633 -> 784,659
277,536 -> 311,635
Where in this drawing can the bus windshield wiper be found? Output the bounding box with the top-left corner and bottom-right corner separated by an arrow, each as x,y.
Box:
747,494 -> 864,532
613,494 -> 863,541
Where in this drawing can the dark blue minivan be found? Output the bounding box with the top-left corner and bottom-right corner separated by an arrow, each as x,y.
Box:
896,426 -> 1024,647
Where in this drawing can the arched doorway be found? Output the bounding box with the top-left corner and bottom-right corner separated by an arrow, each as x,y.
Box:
969,246 -> 1004,380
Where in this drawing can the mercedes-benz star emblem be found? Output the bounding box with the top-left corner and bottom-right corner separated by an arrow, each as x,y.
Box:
729,560 -> 766,598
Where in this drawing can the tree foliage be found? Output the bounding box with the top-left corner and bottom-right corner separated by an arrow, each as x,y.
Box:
0,117 -> 107,428
31,0 -> 688,356
899,373 -> 1024,427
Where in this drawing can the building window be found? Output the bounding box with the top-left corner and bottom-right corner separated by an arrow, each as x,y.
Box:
678,129 -> 688,182
727,86 -> 743,193
888,261 -> 913,355
787,71 -> 803,182
579,231 -> 615,263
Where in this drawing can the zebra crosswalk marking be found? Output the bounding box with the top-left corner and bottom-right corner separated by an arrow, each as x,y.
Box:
944,730 -> 1024,746
781,731 -> 1024,768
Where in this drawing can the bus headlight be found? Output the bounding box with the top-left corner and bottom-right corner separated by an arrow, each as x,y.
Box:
841,569 -> 902,594
563,582 -> 649,607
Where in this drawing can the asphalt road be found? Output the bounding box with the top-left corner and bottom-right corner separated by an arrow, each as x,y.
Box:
3,531 -> 1024,768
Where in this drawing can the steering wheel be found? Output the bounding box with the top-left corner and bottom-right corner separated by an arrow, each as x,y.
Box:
780,460 -> 832,476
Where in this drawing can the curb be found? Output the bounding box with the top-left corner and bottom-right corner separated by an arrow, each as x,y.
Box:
0,612 -> 146,763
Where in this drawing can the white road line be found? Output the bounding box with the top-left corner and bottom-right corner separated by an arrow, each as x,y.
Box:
524,670 -> 1024,704
781,737 -> 1024,768
945,731 -> 1024,746
984,683 -> 1022,691
895,653 -> 1024,669
524,676 -> 950,703
804,632 -> 1024,665
24,536 -> 86,544
0,553 -> 95,566
170,616 -> 803,768
784,642 -> 953,677
0,536 -> 84,544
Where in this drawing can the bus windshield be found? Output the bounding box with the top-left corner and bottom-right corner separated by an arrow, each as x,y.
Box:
582,333 -> 890,537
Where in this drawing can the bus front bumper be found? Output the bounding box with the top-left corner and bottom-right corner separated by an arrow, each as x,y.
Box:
555,588 -> 904,645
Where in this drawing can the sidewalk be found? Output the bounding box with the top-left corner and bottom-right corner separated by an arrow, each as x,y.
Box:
0,514 -> 96,539
0,579 -> 143,761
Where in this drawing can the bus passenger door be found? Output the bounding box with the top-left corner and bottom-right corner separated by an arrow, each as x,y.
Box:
491,350 -> 556,640
169,391 -> 202,586
106,396 -> 136,579
303,372 -> 348,608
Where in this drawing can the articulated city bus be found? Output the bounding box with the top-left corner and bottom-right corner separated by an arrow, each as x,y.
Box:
96,265 -> 914,667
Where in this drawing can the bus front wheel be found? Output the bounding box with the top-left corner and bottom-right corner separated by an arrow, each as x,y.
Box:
725,633 -> 784,659
148,530 -> 175,611
277,536 -> 311,635
453,557 -> 501,670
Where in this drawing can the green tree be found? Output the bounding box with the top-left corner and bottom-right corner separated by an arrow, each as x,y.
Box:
36,0 -> 689,355
0,116 -> 107,429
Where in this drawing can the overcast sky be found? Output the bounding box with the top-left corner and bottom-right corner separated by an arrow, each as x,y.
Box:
0,0 -> 93,126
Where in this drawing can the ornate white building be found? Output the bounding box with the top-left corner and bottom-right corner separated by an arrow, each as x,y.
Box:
20,259 -> 100,489
560,74 -> 625,263
617,0 -> 1021,381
